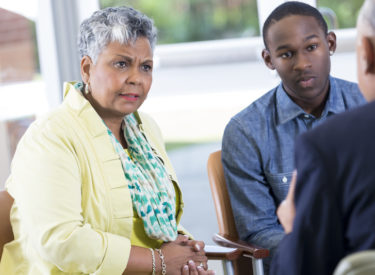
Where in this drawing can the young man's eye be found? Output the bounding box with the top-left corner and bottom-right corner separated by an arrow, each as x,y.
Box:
307,44 -> 318,51
281,52 -> 293,59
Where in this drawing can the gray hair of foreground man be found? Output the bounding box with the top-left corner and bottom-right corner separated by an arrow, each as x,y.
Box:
357,0 -> 375,36
77,6 -> 157,63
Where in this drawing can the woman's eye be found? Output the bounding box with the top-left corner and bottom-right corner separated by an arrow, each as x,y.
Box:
114,61 -> 127,69
142,64 -> 153,72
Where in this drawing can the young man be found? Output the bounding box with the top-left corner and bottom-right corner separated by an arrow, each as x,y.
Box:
221,2 -> 366,272
271,0 -> 375,274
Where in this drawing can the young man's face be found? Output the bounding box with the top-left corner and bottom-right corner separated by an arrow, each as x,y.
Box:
262,15 -> 336,106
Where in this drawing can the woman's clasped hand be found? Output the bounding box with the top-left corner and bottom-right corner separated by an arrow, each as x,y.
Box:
158,235 -> 215,274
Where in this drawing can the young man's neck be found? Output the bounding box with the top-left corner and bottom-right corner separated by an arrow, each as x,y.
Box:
285,82 -> 330,118
300,100 -> 327,118
294,91 -> 329,118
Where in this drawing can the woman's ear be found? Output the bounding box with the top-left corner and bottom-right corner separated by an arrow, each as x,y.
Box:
327,31 -> 337,54
262,49 -> 275,70
80,56 -> 93,84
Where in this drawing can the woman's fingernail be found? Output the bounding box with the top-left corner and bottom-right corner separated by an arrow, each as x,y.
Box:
188,260 -> 195,266
195,243 -> 200,251
197,265 -> 203,270
184,265 -> 188,270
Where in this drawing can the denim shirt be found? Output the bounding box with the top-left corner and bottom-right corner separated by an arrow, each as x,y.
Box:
221,76 -> 366,272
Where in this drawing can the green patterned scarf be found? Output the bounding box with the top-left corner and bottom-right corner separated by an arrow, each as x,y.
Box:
106,113 -> 177,242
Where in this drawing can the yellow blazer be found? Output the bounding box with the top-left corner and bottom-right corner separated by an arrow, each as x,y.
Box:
0,82 -> 186,275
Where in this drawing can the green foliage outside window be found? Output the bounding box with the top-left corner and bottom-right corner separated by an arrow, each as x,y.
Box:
318,0 -> 365,29
100,0 -> 259,44
100,0 -> 364,44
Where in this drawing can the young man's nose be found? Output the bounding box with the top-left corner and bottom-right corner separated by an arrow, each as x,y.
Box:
293,52 -> 312,71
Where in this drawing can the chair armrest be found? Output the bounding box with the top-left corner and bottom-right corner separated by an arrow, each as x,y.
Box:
205,244 -> 244,261
212,233 -> 269,259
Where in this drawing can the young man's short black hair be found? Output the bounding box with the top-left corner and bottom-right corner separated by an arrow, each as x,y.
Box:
262,1 -> 328,49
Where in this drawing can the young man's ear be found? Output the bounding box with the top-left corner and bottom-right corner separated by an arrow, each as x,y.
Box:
80,56 -> 93,84
262,49 -> 275,70
361,36 -> 375,75
327,31 -> 337,54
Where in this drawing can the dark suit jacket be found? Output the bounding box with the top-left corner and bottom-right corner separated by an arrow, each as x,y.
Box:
270,101 -> 375,275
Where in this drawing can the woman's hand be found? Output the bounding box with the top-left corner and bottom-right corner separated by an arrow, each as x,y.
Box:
181,260 -> 216,275
125,241 -> 208,275
158,234 -> 216,274
160,240 -> 207,275
175,235 -> 209,269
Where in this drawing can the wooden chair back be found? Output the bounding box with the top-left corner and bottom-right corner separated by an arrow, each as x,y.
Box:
0,190 -> 14,260
207,150 -> 239,239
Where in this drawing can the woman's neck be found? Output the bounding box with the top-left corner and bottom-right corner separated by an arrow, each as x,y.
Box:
104,117 -> 127,149
84,95 -> 128,148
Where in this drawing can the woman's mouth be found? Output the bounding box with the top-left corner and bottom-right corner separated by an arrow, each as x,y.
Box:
120,93 -> 139,102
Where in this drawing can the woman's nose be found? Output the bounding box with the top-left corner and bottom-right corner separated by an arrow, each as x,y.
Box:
126,66 -> 142,84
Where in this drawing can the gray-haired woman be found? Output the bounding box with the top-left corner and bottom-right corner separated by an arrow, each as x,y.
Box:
0,6 -> 214,275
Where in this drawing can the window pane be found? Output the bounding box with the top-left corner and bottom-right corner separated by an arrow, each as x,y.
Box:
318,0 -> 365,29
100,0 -> 259,43
0,7 -> 45,188
0,8 -> 38,83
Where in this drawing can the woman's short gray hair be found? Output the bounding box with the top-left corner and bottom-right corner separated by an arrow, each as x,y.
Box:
78,6 -> 157,63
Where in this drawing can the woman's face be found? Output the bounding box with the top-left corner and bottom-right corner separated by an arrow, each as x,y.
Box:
82,37 -> 153,120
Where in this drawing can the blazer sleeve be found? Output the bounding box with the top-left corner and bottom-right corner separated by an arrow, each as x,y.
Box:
7,119 -> 130,275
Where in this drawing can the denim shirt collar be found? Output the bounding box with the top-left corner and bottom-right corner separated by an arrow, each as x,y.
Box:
276,76 -> 346,125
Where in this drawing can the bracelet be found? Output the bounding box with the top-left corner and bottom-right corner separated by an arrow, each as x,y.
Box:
149,248 -> 156,275
155,248 -> 167,275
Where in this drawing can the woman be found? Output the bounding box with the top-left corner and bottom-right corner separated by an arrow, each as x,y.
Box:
0,6 -> 214,275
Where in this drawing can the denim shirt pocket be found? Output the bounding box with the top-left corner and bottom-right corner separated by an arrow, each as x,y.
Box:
265,171 -> 293,204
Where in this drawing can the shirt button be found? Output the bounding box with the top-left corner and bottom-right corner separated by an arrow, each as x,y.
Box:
304,114 -> 310,119
282,176 -> 287,183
